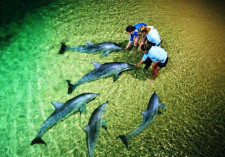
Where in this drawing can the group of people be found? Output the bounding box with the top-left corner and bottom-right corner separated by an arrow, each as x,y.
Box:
125,23 -> 168,80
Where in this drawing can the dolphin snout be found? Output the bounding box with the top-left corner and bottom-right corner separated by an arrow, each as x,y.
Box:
128,64 -> 136,69
90,93 -> 100,100
95,93 -> 100,97
101,101 -> 108,110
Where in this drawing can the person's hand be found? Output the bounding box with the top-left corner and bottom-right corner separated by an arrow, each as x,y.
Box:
138,46 -> 142,51
135,64 -> 140,68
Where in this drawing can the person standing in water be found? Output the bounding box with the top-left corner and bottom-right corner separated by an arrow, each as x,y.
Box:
125,23 -> 152,69
136,44 -> 168,79
138,25 -> 162,47
125,23 -> 147,50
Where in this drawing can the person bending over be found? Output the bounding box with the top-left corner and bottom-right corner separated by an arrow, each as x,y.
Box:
138,25 -> 162,47
136,44 -> 168,79
125,23 -> 147,50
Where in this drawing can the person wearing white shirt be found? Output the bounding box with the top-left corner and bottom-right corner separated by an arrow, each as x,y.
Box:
138,25 -> 162,47
136,44 -> 168,79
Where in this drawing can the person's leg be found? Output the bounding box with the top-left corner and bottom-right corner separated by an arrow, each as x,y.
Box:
152,62 -> 158,72
153,66 -> 161,79
144,58 -> 152,69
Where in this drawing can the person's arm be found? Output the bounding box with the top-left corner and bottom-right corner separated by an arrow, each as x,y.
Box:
125,41 -> 132,50
136,60 -> 144,67
125,34 -> 134,50
139,36 -> 146,50
137,53 -> 148,67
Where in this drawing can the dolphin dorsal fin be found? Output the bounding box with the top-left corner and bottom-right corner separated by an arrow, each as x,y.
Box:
92,62 -> 102,69
86,41 -> 94,45
142,110 -> 148,117
113,72 -> 120,82
83,125 -> 90,133
51,102 -> 64,110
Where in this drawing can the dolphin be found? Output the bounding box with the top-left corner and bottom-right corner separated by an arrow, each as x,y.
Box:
84,101 -> 108,157
59,41 -> 123,57
119,92 -> 166,148
67,62 -> 135,94
31,93 -> 100,146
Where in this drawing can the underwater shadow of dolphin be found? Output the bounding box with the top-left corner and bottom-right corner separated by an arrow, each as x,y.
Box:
119,92 -> 166,148
30,93 -> 99,146
84,101 -> 108,157
67,61 -> 135,94
59,41 -> 123,57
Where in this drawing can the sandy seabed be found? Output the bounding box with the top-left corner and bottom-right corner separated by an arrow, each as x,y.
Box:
0,0 -> 224,156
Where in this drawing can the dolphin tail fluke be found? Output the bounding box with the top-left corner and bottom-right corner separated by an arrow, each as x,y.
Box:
159,102 -> 166,111
58,42 -> 67,54
31,137 -> 47,146
66,80 -> 76,94
119,135 -> 128,148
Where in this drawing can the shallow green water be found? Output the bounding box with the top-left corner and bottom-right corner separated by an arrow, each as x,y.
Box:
0,0 -> 224,156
